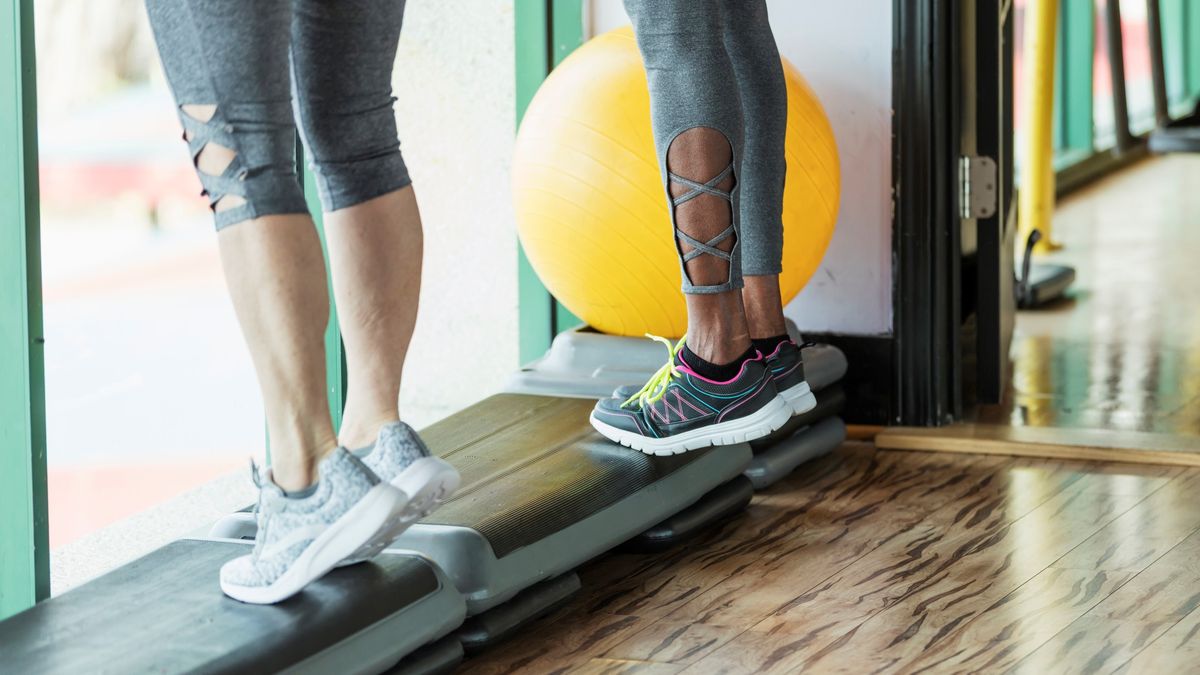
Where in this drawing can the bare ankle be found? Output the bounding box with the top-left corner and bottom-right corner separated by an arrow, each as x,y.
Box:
742,275 -> 788,339
684,290 -> 752,364
338,408 -> 400,450
271,462 -> 318,493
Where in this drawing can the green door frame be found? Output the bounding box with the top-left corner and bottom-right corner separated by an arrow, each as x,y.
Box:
1054,0 -> 1095,164
515,0 -> 585,363
296,147 -> 348,431
0,0 -> 345,618
1,0 -> 49,621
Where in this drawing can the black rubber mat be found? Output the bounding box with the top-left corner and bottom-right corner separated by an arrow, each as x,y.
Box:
421,394 -> 718,558
0,540 -> 442,674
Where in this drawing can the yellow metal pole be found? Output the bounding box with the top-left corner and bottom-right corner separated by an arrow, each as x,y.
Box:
1019,0 -> 1061,252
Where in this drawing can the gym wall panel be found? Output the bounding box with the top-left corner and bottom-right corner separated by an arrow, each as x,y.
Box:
390,1 -> 520,425
586,0 -> 895,337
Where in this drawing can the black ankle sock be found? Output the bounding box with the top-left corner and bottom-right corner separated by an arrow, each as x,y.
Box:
681,344 -> 756,382
752,334 -> 792,357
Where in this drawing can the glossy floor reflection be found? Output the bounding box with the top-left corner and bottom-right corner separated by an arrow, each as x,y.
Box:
977,155 -> 1200,438
461,443 -> 1200,674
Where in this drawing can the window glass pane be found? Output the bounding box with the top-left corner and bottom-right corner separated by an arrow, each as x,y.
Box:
1014,0 -> 1028,167
1119,0 -> 1156,134
1094,0 -> 1118,149
36,4 -> 260,592
1160,0 -> 1188,108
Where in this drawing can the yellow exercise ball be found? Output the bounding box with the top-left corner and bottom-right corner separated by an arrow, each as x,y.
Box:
513,27 -> 840,338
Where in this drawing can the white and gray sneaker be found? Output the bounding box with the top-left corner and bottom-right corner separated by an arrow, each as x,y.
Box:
219,448 -> 409,605
356,421 -> 460,516
338,422 -> 460,565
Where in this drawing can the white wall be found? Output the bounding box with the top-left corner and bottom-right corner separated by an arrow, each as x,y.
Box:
588,0 -> 894,336
392,1 -> 519,425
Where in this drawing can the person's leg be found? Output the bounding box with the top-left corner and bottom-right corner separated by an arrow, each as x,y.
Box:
703,0 -> 814,416
717,1 -> 814,415
718,0 -> 789,343
291,0 -> 459,510
590,1 -> 792,454
145,0 -> 332,491
290,0 -> 415,452
625,0 -> 751,368
145,0 -> 407,603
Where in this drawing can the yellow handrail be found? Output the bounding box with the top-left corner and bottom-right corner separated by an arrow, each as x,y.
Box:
1018,0 -> 1062,252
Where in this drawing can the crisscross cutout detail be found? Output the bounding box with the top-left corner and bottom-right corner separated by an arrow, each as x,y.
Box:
669,163 -> 736,264
179,104 -> 250,217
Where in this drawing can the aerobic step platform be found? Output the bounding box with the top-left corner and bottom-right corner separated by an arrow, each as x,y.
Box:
212,394 -> 752,619
0,539 -> 466,675
505,324 -> 848,400
505,325 -> 849,490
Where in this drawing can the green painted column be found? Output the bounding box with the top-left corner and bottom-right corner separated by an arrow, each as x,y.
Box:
1161,0 -> 1187,106
515,0 -> 554,364
1060,0 -> 1094,152
549,0 -> 585,336
0,0 -> 49,620
295,146 -> 347,431
1187,0 -> 1200,98
514,0 -> 586,363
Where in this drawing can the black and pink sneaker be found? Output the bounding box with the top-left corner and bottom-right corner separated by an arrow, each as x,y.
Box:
613,338 -> 817,417
763,339 -> 817,415
589,336 -> 792,456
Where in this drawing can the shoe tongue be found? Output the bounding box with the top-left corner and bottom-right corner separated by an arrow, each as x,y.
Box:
257,473 -> 288,509
380,420 -> 429,453
673,349 -> 690,368
377,420 -> 404,446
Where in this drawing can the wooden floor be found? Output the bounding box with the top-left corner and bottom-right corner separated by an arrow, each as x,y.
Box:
977,155 -> 1200,438
462,442 -> 1200,674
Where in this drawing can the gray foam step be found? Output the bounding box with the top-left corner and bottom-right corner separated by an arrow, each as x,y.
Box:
455,572 -> 582,654
622,475 -> 755,553
745,416 -> 847,490
506,324 -> 847,400
388,635 -> 464,675
209,394 -> 752,617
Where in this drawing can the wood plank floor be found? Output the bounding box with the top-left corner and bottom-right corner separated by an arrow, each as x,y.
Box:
976,155 -> 1200,439
459,443 -> 1200,674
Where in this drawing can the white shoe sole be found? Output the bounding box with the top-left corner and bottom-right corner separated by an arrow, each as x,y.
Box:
781,381 -> 817,415
590,394 -> 793,456
338,456 -> 461,565
220,482 -> 407,605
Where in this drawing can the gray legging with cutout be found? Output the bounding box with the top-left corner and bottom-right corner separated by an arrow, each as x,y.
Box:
144,0 -> 410,230
624,0 -> 788,294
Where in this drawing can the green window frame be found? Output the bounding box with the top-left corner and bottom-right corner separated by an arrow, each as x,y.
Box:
0,0 -> 345,618
1053,0 -> 1095,167
515,0 -> 585,363
1050,0 -> 1200,186
1,0 -> 49,621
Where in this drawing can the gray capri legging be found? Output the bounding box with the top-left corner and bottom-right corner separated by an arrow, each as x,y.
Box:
145,0 -> 410,230
624,0 -> 787,294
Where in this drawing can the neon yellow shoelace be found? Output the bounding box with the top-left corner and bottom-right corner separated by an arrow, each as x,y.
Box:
622,334 -> 687,408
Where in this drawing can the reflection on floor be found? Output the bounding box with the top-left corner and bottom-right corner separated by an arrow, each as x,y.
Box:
978,155 -> 1200,438
463,443 -> 1200,674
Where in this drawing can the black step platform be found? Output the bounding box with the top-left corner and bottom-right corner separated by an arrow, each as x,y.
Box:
214,394 -> 753,617
0,539 -> 466,675
622,475 -> 755,553
387,394 -> 753,614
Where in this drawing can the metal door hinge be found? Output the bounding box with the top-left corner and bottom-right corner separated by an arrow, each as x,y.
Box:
959,155 -> 998,220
